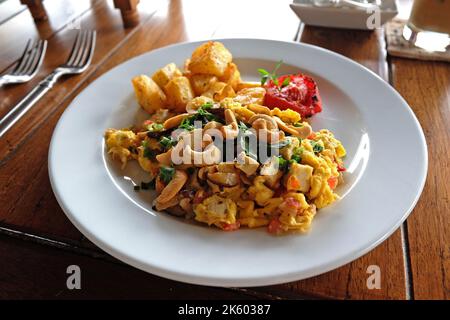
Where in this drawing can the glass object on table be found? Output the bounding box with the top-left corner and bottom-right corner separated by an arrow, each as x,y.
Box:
403,0 -> 450,52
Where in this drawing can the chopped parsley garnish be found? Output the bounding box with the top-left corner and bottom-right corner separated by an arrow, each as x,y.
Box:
159,166 -> 175,184
147,123 -> 164,132
293,122 -> 303,127
159,136 -> 176,150
277,156 -> 289,171
310,141 -> 324,153
291,154 -> 302,163
179,117 -> 195,131
238,121 -> 248,132
141,140 -> 157,159
258,60 -> 289,89
200,101 -> 213,109
178,106 -> 223,131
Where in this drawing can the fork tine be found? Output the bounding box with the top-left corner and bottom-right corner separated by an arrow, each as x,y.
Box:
18,40 -> 42,75
84,31 -> 96,67
66,31 -> 85,66
12,39 -> 34,74
72,30 -> 90,67
76,31 -> 94,68
23,40 -> 47,76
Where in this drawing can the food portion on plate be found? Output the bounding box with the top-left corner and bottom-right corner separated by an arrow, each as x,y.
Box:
104,41 -> 346,234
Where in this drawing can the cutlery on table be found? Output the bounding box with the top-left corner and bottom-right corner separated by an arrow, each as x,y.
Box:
0,39 -> 47,87
0,30 -> 96,138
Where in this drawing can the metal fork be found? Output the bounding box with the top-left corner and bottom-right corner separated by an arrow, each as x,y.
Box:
0,39 -> 47,87
0,30 -> 96,138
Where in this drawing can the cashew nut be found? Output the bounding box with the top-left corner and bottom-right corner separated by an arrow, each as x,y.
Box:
183,143 -> 222,167
249,114 -> 284,143
204,121 -> 223,131
156,148 -> 173,166
156,170 -> 188,205
274,117 -> 312,139
220,109 -> 239,140
207,172 -> 240,187
247,104 -> 272,115
163,113 -> 189,129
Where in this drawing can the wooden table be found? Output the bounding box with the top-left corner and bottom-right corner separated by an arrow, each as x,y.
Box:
0,0 -> 448,300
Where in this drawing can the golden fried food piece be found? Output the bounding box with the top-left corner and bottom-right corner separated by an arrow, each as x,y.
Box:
131,75 -> 166,114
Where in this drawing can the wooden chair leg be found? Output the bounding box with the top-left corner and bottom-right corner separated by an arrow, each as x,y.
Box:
113,0 -> 140,28
20,0 -> 48,21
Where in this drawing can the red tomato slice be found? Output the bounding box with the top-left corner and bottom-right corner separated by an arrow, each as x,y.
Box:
263,73 -> 322,118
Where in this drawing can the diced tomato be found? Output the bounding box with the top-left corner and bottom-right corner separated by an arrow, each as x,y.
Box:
328,176 -> 338,190
263,73 -> 322,118
307,132 -> 316,140
337,163 -> 346,172
193,190 -> 208,204
143,119 -> 153,127
267,218 -> 282,234
287,176 -> 300,190
284,197 -> 300,208
222,222 -> 240,231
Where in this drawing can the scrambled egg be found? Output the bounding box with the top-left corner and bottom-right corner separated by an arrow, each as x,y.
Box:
105,129 -> 136,168
194,195 -> 237,228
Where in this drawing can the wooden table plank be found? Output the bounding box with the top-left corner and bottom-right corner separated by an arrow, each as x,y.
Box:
0,233 -> 257,299
390,57 -> 450,300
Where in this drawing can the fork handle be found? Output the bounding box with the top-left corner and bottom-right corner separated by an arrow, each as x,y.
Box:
0,73 -> 59,138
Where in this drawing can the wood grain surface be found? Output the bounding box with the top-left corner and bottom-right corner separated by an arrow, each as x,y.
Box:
0,0 -> 448,299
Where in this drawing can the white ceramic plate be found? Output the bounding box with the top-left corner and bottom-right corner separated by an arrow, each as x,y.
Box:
49,39 -> 427,287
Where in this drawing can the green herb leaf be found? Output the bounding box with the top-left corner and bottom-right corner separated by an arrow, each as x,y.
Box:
159,136 -> 176,150
200,101 -> 213,109
273,60 -> 283,75
277,156 -> 288,171
238,121 -> 248,132
260,74 -> 269,86
281,77 -> 290,88
179,117 -> 195,131
147,123 -> 164,132
291,154 -> 302,163
160,166 -> 175,184
310,141 -> 324,153
258,68 -> 270,76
